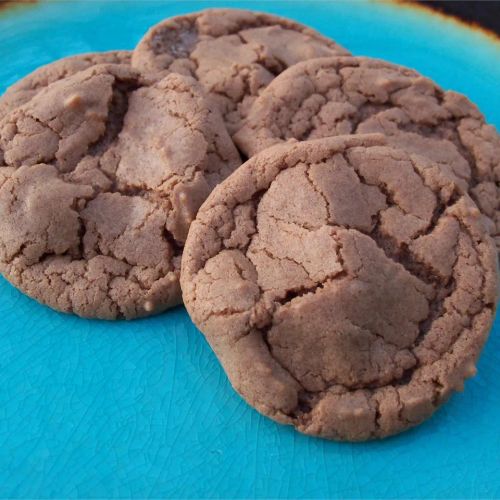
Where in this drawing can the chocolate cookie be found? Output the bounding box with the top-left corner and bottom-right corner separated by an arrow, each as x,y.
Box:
181,134 -> 497,441
132,8 -> 349,132
0,51 -> 131,117
0,63 -> 240,319
233,57 -> 500,247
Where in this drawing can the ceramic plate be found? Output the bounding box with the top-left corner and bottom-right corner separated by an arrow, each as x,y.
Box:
0,1 -> 499,498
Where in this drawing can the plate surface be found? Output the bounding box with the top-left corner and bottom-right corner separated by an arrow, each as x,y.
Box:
0,1 -> 499,498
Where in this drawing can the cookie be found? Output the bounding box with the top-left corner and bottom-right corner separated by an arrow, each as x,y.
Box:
132,8 -> 349,132
233,56 -> 500,246
181,134 -> 498,441
0,51 -> 131,117
0,63 -> 240,319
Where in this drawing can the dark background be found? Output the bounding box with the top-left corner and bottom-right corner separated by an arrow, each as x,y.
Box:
417,1 -> 500,36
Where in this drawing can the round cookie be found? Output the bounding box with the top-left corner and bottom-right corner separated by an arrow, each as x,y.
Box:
132,8 -> 349,132
0,63 -> 240,319
233,56 -> 500,246
181,134 -> 498,441
0,51 -> 131,117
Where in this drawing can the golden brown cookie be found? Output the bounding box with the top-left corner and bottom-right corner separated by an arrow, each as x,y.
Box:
181,134 -> 497,441
132,8 -> 349,132
0,63 -> 240,319
233,57 -> 500,247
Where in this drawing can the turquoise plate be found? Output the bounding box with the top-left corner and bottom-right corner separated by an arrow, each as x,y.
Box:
0,1 -> 499,498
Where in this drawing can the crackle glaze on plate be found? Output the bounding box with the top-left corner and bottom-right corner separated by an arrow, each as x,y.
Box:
0,1 -> 499,498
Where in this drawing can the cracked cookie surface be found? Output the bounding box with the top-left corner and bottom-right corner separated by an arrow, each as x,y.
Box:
0,51 -> 131,117
132,8 -> 349,132
233,57 -> 500,247
0,63 -> 241,319
181,134 -> 498,441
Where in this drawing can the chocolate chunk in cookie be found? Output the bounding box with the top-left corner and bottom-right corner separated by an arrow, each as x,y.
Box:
0,51 -> 131,117
132,8 -> 349,132
234,57 -> 500,247
0,63 -> 240,319
181,134 -> 497,441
